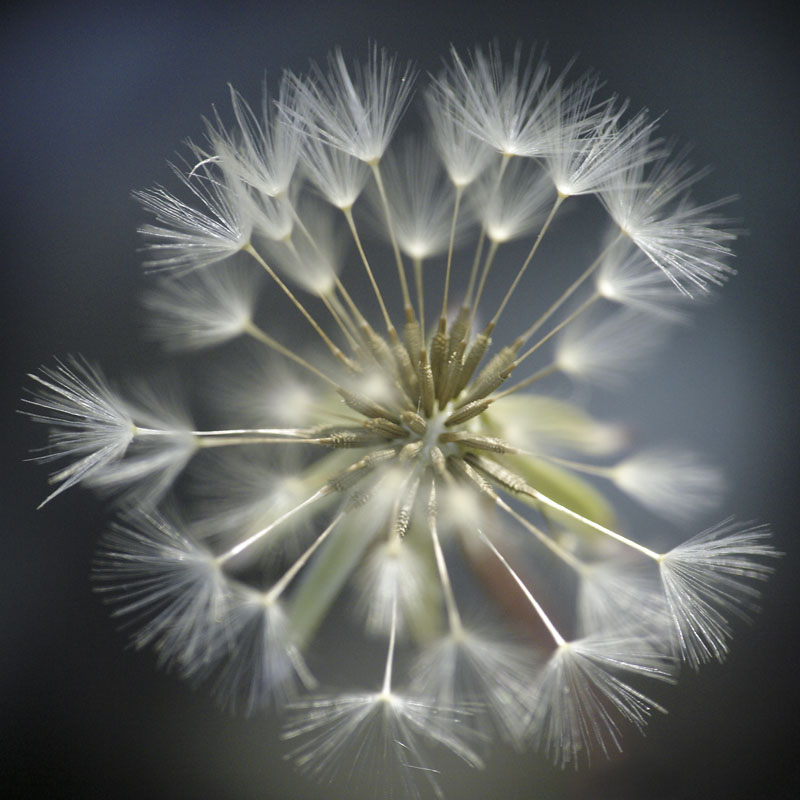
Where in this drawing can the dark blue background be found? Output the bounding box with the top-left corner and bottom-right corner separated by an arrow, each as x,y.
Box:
2,1 -> 798,798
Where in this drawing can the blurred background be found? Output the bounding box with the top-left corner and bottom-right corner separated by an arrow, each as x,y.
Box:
2,1 -> 798,797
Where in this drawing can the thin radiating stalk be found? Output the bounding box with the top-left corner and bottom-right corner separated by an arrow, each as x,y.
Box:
427,482 -> 464,636
439,184 -> 464,322
413,256 -> 425,339
131,425 -> 305,439
380,590 -> 399,696
528,454 -> 612,478
323,291 -> 361,351
321,292 -> 360,352
244,244 -> 353,369
519,231 -> 624,343
243,321 -> 342,388
217,487 -> 331,565
464,228 -> 487,309
464,154 -> 512,310
489,193 -> 565,329
468,455 -> 662,561
526,487 -> 661,561
370,161 -> 414,319
264,512 -> 346,603
342,206 -> 395,334
516,293 -> 600,366
333,277 -> 368,333
490,363 -> 558,401
281,236 -> 359,351
469,239 -> 500,330
476,528 -> 567,647
195,435 -> 337,449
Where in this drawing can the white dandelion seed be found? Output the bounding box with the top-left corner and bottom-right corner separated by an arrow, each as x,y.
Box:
284,691 -> 480,799
285,44 -> 415,164
93,511 -> 230,673
203,585 -> 316,713
658,520 -> 779,668
596,234 -> 691,320
260,196 -> 346,297
600,148 -> 737,292
375,135 -> 456,260
612,446 -> 725,523
24,359 -> 196,507
472,156 -> 556,244
143,261 -> 262,351
355,536 -> 433,637
432,43 -> 558,158
23,357 -> 135,506
79,379 -> 196,507
246,186 -> 296,243
283,593 -> 482,799
214,77 -> 304,199
298,133 -> 371,210
555,308 -> 671,386
134,148 -> 254,273
529,634 -> 675,768
424,85 -> 493,189
543,74 -> 659,198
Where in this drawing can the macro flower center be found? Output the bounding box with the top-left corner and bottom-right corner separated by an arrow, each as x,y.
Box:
313,300 -> 521,498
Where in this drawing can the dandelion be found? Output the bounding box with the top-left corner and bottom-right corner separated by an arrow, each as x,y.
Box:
25,44 -> 778,795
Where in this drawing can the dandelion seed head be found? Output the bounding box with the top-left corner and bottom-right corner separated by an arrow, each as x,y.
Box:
25,42 -> 778,795
286,44 -> 416,164
283,689 -> 482,799
356,538 -> 432,637
24,358 -> 135,505
373,135 -> 456,260
424,86 -> 493,188
432,43 -> 556,158
600,148 -> 736,292
299,135 -> 370,209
